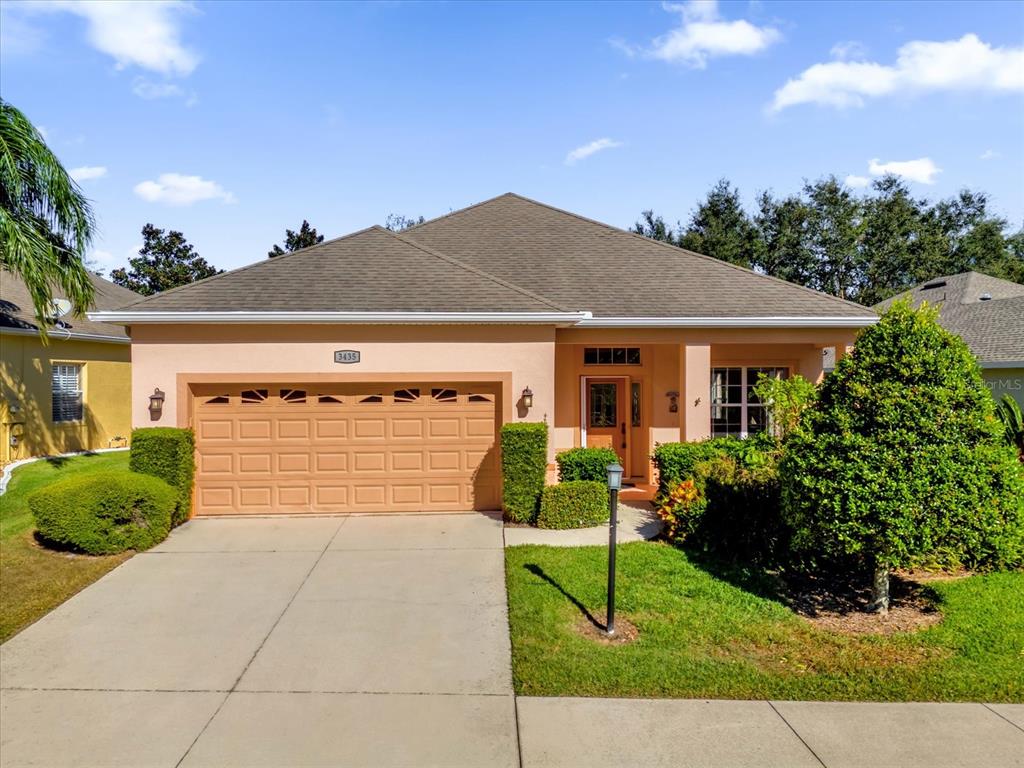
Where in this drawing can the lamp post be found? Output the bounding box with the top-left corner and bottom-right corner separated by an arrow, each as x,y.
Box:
605,462 -> 624,636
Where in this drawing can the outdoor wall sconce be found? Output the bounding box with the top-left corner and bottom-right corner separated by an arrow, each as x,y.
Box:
148,388 -> 165,420
521,386 -> 534,409
666,390 -> 679,413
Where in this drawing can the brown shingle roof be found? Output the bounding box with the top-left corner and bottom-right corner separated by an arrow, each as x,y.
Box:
1,269 -> 139,340
401,194 -> 874,318
874,272 -> 1024,363
114,193 -> 876,320
120,225 -> 569,313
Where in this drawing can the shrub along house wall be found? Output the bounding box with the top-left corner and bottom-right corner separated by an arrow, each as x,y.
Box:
129,427 -> 195,526
501,422 -> 548,524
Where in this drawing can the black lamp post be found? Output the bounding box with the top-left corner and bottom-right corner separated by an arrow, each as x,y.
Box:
605,462 -> 624,636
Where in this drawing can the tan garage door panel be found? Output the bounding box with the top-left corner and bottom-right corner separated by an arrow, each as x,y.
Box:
192,384 -> 500,515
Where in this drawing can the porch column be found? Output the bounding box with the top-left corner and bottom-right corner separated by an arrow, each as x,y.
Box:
680,342 -> 711,442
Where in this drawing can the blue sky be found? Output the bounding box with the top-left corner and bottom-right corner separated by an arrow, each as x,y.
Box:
3,0 -> 1023,273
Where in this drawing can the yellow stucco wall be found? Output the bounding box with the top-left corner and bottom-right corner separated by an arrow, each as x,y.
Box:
0,333 -> 132,465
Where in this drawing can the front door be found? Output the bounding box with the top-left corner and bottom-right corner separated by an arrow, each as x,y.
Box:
585,378 -> 628,472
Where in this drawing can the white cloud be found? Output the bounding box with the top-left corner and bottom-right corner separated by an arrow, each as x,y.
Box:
134,173 -> 235,205
564,138 -> 623,165
90,249 -> 116,266
830,40 -> 868,61
844,174 -> 871,189
132,77 -> 184,99
868,157 -> 941,184
39,0 -> 200,75
622,1 -> 780,69
69,165 -> 107,182
979,149 -> 999,160
772,34 -> 1024,112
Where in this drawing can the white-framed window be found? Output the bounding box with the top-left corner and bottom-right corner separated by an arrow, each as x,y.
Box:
52,363 -> 83,423
710,366 -> 787,438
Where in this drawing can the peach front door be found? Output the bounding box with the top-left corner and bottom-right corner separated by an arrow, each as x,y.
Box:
585,377 -> 628,472
191,383 -> 500,515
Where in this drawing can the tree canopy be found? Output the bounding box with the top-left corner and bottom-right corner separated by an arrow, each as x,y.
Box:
636,176 -> 1024,305
779,302 -> 1024,611
267,220 -> 324,258
384,213 -> 425,232
0,99 -> 95,333
110,224 -> 222,296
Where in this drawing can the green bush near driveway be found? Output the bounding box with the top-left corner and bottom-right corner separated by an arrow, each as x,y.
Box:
501,422 -> 548,524
537,480 -> 610,529
130,427 -> 195,526
29,470 -> 175,555
555,447 -> 620,483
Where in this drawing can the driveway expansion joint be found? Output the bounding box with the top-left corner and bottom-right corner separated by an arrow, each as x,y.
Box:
768,700 -> 828,768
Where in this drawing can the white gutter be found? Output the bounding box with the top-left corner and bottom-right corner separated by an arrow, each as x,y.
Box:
87,310 -> 593,325
0,326 -> 130,344
575,316 -> 879,328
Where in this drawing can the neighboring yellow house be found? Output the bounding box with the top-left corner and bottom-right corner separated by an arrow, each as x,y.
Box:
1,269 -> 140,465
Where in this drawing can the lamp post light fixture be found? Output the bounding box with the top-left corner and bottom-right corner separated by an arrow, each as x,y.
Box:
148,388 -> 165,420
605,462 -> 624,636
521,386 -> 534,409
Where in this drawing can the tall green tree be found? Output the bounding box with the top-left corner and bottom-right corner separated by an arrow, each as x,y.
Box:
267,219 -> 323,258
631,210 -> 679,244
0,99 -> 95,333
111,224 -> 222,296
780,302 -> 1024,612
678,179 -> 758,268
751,191 -> 814,286
802,176 -> 864,300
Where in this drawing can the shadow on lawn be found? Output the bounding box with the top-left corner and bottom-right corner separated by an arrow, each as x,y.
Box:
43,451 -> 100,469
523,563 -> 606,631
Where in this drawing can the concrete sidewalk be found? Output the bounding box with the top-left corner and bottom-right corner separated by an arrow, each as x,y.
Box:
518,697 -> 1024,768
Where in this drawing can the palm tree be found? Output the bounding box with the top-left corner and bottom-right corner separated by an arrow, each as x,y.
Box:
0,99 -> 95,336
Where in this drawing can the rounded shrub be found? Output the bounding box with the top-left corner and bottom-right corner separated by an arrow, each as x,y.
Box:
651,437 -> 743,494
556,447 -> 620,482
536,480 -> 610,529
780,301 -> 1024,610
29,470 -> 176,555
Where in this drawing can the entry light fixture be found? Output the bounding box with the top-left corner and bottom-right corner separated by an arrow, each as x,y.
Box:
148,388 -> 166,420
521,386 -> 534,409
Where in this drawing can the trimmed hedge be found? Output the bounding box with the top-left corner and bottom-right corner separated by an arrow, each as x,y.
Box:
537,481 -> 610,529
130,427 -> 195,526
29,470 -> 175,555
652,437 -> 743,494
501,422 -> 548,524
556,447 -> 620,482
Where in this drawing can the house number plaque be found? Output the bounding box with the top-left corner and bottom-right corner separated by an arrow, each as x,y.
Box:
334,350 -> 360,364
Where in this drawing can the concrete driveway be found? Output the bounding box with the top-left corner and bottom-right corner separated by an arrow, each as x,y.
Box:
0,513 -> 517,768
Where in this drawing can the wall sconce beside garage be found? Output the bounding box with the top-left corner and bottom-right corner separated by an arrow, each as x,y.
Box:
148,388 -> 165,421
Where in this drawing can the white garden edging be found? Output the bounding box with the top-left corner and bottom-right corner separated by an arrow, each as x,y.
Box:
0,447 -> 130,496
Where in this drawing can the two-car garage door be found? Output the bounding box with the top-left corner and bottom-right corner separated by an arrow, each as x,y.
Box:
191,383 -> 501,515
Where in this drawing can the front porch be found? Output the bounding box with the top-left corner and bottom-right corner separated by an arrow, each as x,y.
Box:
550,327 -> 859,487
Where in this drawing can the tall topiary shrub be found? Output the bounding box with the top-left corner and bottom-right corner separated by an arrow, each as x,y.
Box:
780,301 -> 1024,613
556,447 -> 620,482
500,422 -> 548,524
130,427 -> 195,526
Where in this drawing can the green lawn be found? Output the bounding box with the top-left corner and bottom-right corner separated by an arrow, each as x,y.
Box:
0,452 -> 132,642
506,541 -> 1024,702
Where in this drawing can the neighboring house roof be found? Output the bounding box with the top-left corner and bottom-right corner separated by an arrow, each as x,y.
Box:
93,193 -> 877,326
1,269 -> 139,342
873,271 -> 1024,365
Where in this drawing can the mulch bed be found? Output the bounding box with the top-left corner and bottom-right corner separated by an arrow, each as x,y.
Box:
575,611 -> 640,645
780,570 -> 946,635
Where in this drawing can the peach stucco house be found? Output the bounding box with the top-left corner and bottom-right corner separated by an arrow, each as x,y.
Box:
90,194 -> 877,516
